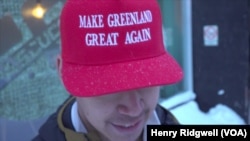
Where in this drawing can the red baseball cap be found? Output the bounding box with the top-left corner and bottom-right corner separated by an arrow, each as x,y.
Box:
60,0 -> 183,97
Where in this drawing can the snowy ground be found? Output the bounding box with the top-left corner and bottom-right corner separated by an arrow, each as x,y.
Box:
160,91 -> 246,125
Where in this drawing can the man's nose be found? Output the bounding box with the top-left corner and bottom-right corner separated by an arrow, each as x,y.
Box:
117,90 -> 144,117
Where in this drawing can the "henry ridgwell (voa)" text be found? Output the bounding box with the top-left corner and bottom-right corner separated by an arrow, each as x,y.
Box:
150,128 -> 247,139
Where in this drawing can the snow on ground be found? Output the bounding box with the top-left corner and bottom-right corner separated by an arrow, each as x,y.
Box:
160,91 -> 246,125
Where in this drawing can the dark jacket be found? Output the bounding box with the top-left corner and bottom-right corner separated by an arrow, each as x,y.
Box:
32,96 -> 179,141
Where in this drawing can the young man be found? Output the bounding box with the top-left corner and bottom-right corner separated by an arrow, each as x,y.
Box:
32,0 -> 183,141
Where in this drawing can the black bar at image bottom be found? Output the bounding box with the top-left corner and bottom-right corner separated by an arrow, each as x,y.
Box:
147,125 -> 250,140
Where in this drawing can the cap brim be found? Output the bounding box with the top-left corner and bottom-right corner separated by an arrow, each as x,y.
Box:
62,52 -> 183,97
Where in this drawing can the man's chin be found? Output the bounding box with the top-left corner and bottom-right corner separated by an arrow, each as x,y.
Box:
105,120 -> 144,141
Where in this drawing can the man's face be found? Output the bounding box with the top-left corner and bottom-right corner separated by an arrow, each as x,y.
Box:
76,86 -> 160,141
